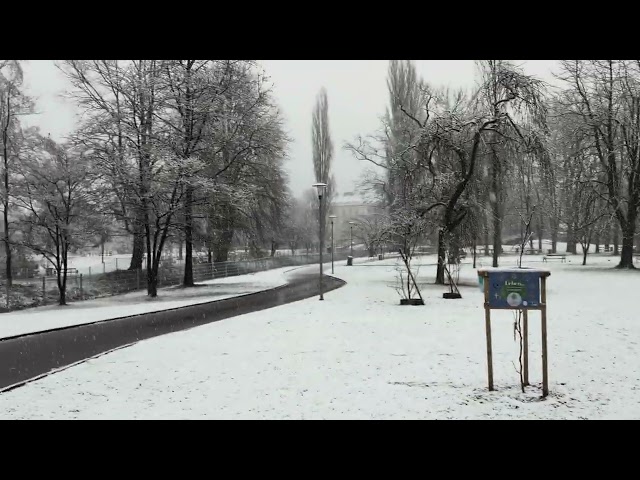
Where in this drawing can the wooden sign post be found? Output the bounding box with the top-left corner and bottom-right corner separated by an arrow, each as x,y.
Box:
477,267 -> 551,397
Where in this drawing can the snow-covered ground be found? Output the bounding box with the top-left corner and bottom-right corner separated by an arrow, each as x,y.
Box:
0,266 -> 294,339
1,252 -> 639,419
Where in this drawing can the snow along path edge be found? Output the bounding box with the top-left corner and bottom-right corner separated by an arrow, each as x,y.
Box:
0,342 -> 138,393
0,279 -> 294,343
1,260 -> 357,340
0,273 -> 347,391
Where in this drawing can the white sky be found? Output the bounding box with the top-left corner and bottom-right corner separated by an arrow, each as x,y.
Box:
19,60 -> 561,199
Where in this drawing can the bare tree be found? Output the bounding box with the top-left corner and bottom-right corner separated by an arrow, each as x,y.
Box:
59,60 -> 170,272
299,189 -> 321,253
346,61 -> 431,270
556,60 -> 640,268
353,213 -> 390,257
160,60 -> 248,286
194,68 -> 289,263
348,60 -> 547,284
562,147 -> 611,265
312,88 -> 334,241
0,60 -> 33,287
13,136 -> 100,305
475,60 -> 548,268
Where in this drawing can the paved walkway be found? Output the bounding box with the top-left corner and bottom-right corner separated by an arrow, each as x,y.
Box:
0,266 -> 296,339
0,270 -> 345,391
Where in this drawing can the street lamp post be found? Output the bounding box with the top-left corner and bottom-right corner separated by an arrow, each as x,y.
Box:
349,221 -> 356,257
329,215 -> 337,274
313,182 -> 327,300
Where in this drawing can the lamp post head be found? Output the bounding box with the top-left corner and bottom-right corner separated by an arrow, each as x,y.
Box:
329,215 -> 337,223
312,182 -> 327,199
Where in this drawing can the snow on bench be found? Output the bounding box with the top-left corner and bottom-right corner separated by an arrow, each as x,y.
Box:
543,254 -> 566,263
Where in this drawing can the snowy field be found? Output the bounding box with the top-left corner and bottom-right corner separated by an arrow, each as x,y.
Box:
0,266 -> 293,339
1,250 -> 639,419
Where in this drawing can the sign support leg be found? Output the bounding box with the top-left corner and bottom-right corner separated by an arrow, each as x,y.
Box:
541,276 -> 548,397
523,309 -> 529,386
485,308 -> 494,391
483,274 -> 494,391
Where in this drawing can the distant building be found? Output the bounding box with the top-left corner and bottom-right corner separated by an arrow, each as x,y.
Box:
328,191 -> 384,249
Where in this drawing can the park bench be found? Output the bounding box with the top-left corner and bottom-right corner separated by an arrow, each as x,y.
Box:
543,253 -> 566,263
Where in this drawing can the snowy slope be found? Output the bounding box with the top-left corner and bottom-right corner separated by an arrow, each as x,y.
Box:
1,253 -> 639,419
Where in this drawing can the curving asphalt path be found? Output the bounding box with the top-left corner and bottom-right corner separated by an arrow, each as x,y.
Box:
0,271 -> 345,391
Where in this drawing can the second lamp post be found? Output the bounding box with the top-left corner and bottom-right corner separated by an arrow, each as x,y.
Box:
329,214 -> 336,274
349,221 -> 356,257
313,182 -> 327,300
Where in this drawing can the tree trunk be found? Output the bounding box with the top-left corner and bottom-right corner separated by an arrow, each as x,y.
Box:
582,243 -> 589,266
473,243 -> 477,269
537,213 -> 543,252
484,224 -> 489,256
566,224 -> 576,254
183,185 -> 194,287
3,203 -> 11,288
144,218 -> 155,297
57,261 -> 67,306
492,209 -> 501,267
435,229 -> 446,284
491,149 -> 502,267
147,267 -> 158,297
617,213 -> 636,269
178,239 -> 183,261
146,225 -> 173,298
448,235 -> 460,264
128,228 -> 144,270
270,241 -> 277,257
214,229 -> 234,263
249,240 -> 263,259
58,282 -> 66,305
550,216 -> 559,253
613,224 -> 619,256
146,234 -> 171,298
407,258 -> 411,299
207,246 -> 212,264
2,89 -> 12,288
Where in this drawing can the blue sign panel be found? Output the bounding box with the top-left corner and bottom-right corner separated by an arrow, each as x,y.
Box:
487,270 -> 541,309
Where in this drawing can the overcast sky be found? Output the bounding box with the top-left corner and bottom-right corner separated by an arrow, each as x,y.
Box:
19,60 -> 560,199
